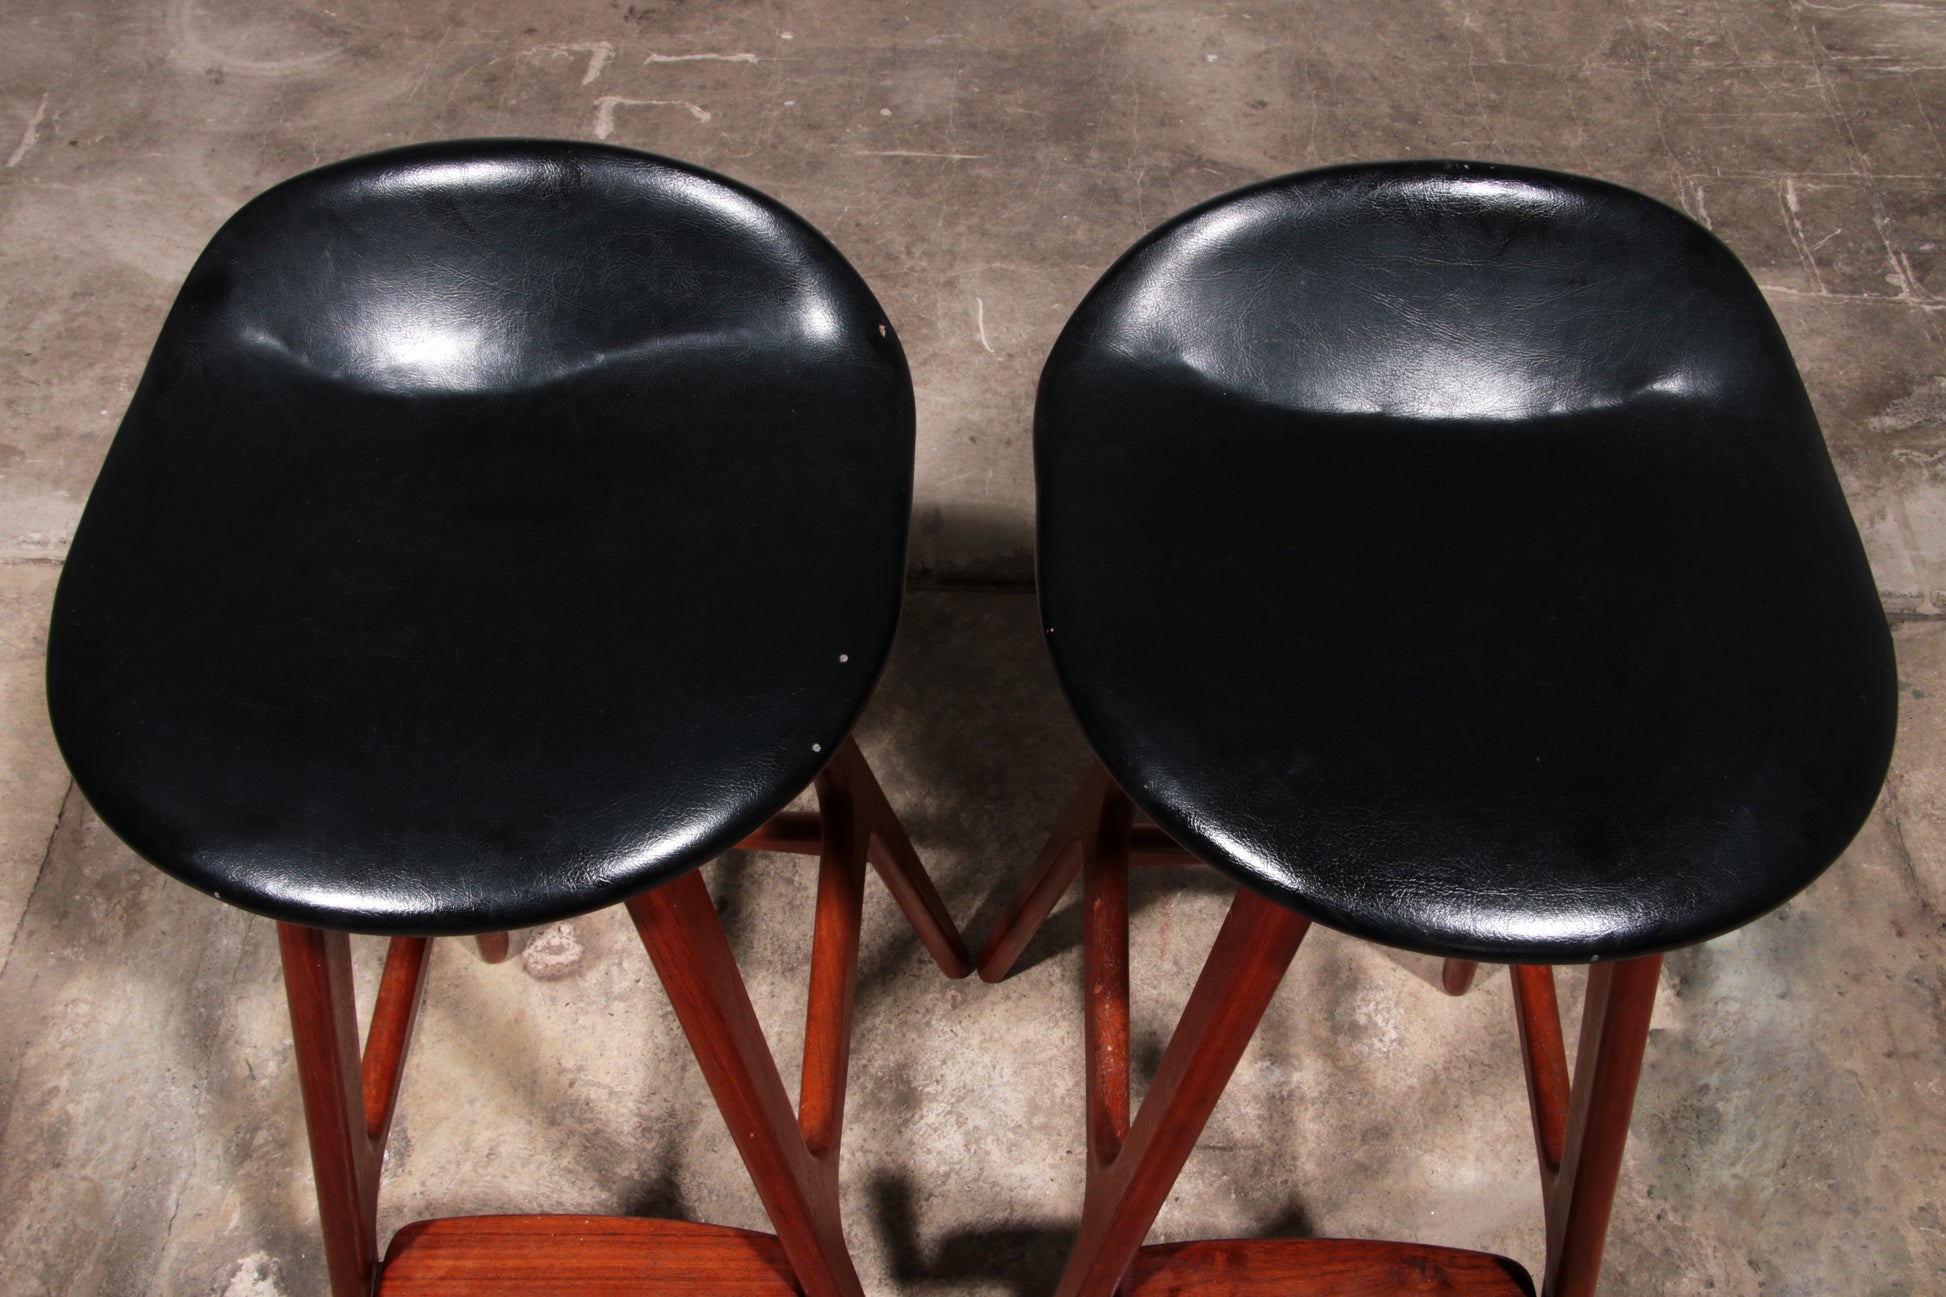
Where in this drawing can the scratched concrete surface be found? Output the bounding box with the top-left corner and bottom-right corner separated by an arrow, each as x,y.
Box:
4,2 -> 1946,1295
4,0 -> 1946,587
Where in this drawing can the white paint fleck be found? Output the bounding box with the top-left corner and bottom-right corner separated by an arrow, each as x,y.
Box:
7,92 -> 49,169
1779,178 -> 1829,296
645,50 -> 759,64
1205,53 -> 1219,62
592,95 -> 712,139
577,42 -> 615,84
838,653 -> 849,662
526,42 -> 616,85
880,107 -> 893,116
976,297 -> 993,353
854,150 -> 985,160
780,31 -> 795,40
812,743 -> 822,753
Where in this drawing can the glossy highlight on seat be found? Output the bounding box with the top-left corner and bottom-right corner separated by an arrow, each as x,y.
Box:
47,139 -> 914,934
1037,160 -> 1897,962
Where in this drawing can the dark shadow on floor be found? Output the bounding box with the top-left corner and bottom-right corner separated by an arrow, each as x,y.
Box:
869,1173 -> 1328,1295
870,1172 -> 1077,1295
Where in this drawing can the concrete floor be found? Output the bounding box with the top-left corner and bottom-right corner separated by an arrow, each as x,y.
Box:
3,1 -> 1946,1295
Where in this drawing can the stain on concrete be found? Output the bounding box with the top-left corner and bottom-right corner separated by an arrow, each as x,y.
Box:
519,921 -> 586,981
219,1251 -> 285,1297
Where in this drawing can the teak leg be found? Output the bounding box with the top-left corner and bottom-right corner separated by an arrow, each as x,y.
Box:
991,766 -> 1601,1297
628,872 -> 861,1297
1057,883 -> 1312,1297
1512,958 -> 1662,1297
735,737 -> 971,980
978,763 -> 1121,982
840,737 -> 972,978
1443,958 -> 1481,996
624,737 -> 967,1297
276,738 -> 961,1297
979,762 -> 1208,983
279,928 -> 431,1297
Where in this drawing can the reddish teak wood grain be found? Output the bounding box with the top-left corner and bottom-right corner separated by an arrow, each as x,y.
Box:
628,869 -> 859,1297
1536,957 -> 1662,1297
1513,964 -> 1574,1178
279,928 -> 430,1297
1084,785 -> 1133,1171
377,1216 -> 799,1295
1125,1237 -> 1535,1297
1060,885 -> 1314,1297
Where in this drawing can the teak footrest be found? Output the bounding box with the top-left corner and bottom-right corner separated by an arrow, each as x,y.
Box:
377,1216 -> 800,1295
1124,1237 -> 1536,1297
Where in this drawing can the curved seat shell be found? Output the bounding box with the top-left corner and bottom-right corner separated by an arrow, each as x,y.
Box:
1036,161 -> 1897,963
48,140 -> 913,934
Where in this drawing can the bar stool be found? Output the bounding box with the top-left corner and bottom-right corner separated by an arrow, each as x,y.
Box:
981,161 -> 1896,1296
45,139 -> 970,1297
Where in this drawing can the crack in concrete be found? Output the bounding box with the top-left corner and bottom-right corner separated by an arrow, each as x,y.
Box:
6,92 -> 48,169
0,778 -> 74,981
1880,772 -> 1939,917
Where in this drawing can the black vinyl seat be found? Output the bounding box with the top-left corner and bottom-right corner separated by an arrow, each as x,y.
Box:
980,160 -> 1898,1297
46,139 -> 914,936
1035,159 -> 1897,964
46,140 -> 968,1297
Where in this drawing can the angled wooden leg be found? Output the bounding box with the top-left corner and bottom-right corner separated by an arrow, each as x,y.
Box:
830,737 -> 972,978
1129,823 -> 1199,866
1084,791 -> 1134,1175
737,811 -> 825,854
288,741 -> 953,1297
1512,965 -> 1573,1179
605,737 -> 962,1297
280,925 -> 377,1297
1056,884 -> 1312,1297
278,927 -> 431,1297
273,743 -> 954,1297
1034,857 -> 1533,1297
1443,958 -> 1481,996
1511,958 -> 1662,1297
729,739 -> 971,979
799,750 -> 871,1159
981,763 -> 1203,983
627,870 -> 864,1297
978,762 -> 1120,982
